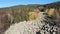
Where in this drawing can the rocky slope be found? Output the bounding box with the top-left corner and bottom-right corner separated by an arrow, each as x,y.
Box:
0,1 -> 60,34
5,12 -> 60,34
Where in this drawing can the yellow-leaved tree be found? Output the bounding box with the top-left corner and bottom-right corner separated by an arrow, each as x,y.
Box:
46,8 -> 55,16
28,12 -> 38,21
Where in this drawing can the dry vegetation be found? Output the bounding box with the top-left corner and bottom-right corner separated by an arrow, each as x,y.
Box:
0,1 -> 60,34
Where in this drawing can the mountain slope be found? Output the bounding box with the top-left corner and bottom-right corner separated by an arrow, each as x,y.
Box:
44,1 -> 60,8
0,1 -> 60,34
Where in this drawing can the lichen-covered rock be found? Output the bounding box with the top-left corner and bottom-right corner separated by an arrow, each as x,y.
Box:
5,12 -> 60,34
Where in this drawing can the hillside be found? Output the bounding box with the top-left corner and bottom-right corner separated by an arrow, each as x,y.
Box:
0,1 -> 60,23
0,1 -> 60,34
45,1 -> 60,27
44,1 -> 60,8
